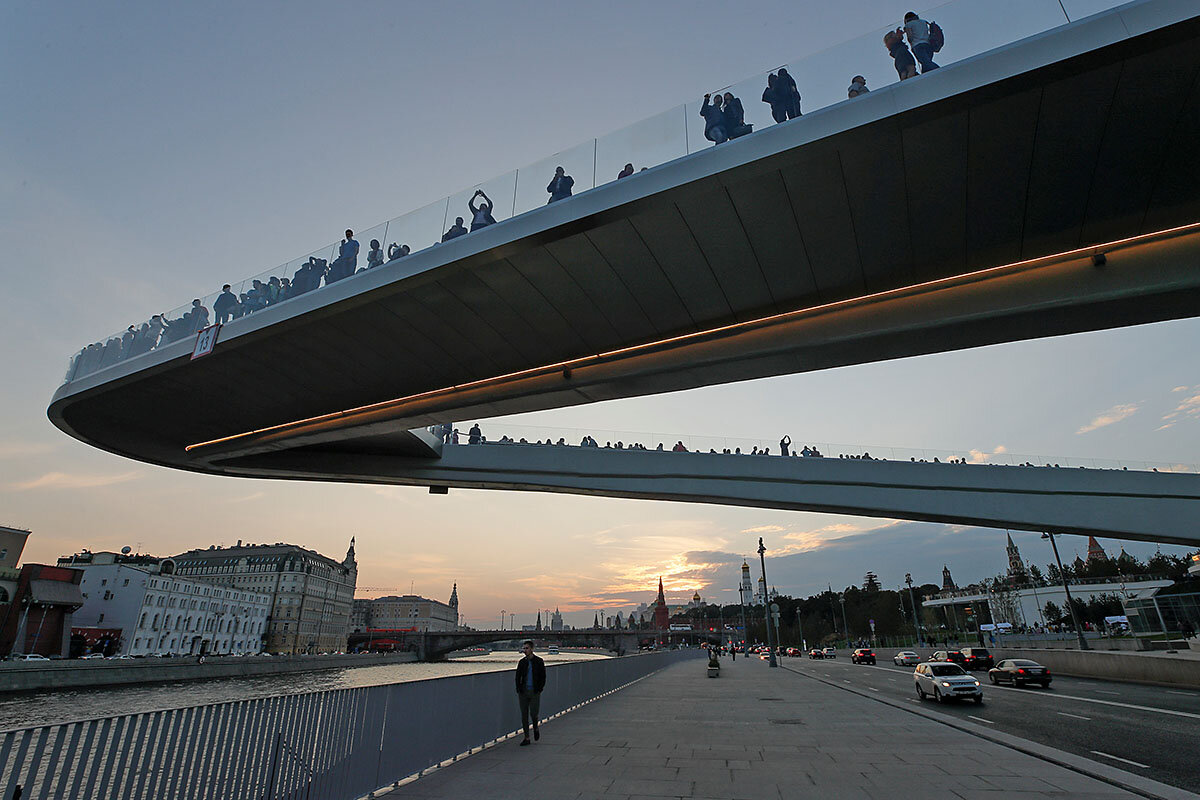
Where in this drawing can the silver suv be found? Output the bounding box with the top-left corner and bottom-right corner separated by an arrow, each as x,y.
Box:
915,662 -> 983,704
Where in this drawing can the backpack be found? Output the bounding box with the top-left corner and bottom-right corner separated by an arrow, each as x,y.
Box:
929,21 -> 944,53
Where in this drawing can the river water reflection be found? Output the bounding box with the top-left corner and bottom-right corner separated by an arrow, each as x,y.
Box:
5,651 -> 606,730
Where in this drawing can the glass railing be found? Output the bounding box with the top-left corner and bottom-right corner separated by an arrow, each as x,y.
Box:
430,420 -> 1199,475
63,0 -> 1132,384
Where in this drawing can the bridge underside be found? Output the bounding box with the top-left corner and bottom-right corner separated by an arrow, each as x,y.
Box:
49,7 -> 1200,483
215,444 -> 1200,547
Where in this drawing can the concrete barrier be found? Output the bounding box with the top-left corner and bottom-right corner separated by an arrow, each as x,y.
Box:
994,647 -> 1200,688
0,651 -> 418,693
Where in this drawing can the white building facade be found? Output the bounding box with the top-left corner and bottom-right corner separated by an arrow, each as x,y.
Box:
60,552 -> 271,656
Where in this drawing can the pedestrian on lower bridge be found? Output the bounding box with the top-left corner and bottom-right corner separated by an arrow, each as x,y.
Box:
515,640 -> 546,746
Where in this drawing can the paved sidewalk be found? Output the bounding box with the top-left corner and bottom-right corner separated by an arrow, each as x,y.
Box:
381,655 -> 1140,799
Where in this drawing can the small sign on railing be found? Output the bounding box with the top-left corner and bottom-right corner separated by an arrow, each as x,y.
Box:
191,324 -> 221,360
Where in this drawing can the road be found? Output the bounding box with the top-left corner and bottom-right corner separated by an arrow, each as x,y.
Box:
776,653 -> 1200,794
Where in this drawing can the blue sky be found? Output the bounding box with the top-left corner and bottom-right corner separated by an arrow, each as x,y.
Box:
1,0 -> 1195,628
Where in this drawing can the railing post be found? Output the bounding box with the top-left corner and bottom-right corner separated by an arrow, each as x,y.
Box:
265,732 -> 282,799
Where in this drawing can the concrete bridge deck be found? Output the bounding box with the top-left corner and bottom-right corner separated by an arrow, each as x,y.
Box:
378,655 -> 1175,800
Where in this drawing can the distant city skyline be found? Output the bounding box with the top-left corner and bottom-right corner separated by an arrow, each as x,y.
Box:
2,0 -> 1196,631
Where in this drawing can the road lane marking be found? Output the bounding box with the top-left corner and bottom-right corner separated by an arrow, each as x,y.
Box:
1166,690 -> 1196,697
848,661 -> 1200,720
968,715 -> 994,724
1095,690 -> 1120,695
1056,712 -> 1091,721
843,680 -> 852,684
1090,751 -> 1149,769
868,687 -> 879,692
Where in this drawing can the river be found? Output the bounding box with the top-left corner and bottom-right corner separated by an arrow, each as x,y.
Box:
0,651 -> 606,730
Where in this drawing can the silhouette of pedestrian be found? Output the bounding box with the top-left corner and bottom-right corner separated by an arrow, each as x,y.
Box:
848,75 -> 870,98
779,436 -> 791,457
547,167 -> 574,203
367,239 -> 384,269
442,217 -> 468,242
618,163 -> 634,179
904,12 -> 940,73
722,92 -> 752,139
700,93 -> 728,144
776,68 -> 802,119
213,284 -> 238,324
469,189 -> 497,231
515,640 -> 545,745
762,73 -> 788,123
885,28 -> 918,80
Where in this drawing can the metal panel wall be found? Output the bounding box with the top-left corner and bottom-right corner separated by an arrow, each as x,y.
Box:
0,650 -> 696,799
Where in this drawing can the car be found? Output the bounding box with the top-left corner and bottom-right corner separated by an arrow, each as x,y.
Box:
785,647 -> 802,657
808,648 -> 825,659
915,662 -> 983,704
931,650 -> 967,666
959,647 -> 995,670
107,654 -> 134,660
988,659 -> 1052,688
9,654 -> 49,662
893,651 -> 921,666
79,653 -> 105,660
822,647 -> 837,659
851,648 -> 876,665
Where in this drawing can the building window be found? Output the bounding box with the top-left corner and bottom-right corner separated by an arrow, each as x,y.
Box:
97,613 -> 104,624
123,579 -> 129,586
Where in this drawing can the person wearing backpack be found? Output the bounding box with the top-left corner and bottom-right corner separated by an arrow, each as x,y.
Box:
903,12 -> 941,73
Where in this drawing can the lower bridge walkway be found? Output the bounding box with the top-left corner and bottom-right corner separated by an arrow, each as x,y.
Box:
378,656 -> 1157,800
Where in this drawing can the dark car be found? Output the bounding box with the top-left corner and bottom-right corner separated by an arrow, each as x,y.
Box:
808,648 -> 825,659
959,647 -> 995,670
988,659 -> 1051,688
931,650 -> 967,665
851,648 -> 876,665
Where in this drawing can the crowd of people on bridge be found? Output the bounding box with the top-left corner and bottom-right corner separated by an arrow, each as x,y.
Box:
68,12 -> 948,382
428,422 -> 1159,473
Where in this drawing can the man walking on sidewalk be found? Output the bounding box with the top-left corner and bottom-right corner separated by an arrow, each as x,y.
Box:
515,640 -> 546,746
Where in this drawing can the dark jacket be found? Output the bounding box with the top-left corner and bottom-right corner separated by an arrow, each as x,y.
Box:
515,654 -> 546,693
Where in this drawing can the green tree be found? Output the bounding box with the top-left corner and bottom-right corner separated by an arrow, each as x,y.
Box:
1043,601 -> 1064,624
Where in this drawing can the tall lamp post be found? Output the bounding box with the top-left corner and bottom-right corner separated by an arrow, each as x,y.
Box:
905,573 -> 923,647
1041,532 -> 1089,650
795,606 -> 805,651
758,538 -> 778,668
839,594 -> 850,646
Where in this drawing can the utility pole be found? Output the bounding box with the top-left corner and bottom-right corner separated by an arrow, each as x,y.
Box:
839,594 -> 850,646
905,573 -> 923,647
795,606 -> 805,651
1042,533 -> 1089,650
758,538 -> 778,668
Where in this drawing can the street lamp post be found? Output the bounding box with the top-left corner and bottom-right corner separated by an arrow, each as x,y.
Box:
905,573 -> 923,647
1041,532 -> 1089,650
795,606 -> 805,651
839,594 -> 850,646
757,538 -> 778,668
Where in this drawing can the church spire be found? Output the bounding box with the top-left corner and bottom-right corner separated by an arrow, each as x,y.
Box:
449,583 -> 459,609
656,576 -> 666,605
343,537 -> 357,568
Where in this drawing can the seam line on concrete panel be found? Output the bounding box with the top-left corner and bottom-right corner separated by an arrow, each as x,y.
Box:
1138,55 -> 1200,235
1076,60 -> 1127,249
672,202 -> 737,321
775,168 -> 824,305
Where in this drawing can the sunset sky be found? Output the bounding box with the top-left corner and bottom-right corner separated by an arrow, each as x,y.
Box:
2,0 -> 1195,629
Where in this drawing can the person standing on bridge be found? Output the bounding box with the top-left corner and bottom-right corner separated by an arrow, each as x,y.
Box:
515,640 -> 546,745
903,12 -> 942,74
779,435 -> 791,457
884,28 -> 918,81
547,166 -> 574,203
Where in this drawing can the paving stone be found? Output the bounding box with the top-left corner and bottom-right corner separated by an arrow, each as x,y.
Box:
379,656 -> 1144,799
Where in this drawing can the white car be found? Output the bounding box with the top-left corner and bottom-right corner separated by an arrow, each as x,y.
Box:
893,651 -> 921,666
10,654 -> 49,662
822,647 -> 836,658
915,662 -> 983,704
79,653 -> 105,660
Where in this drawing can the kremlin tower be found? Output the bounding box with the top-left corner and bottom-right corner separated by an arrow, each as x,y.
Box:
653,577 -> 670,632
